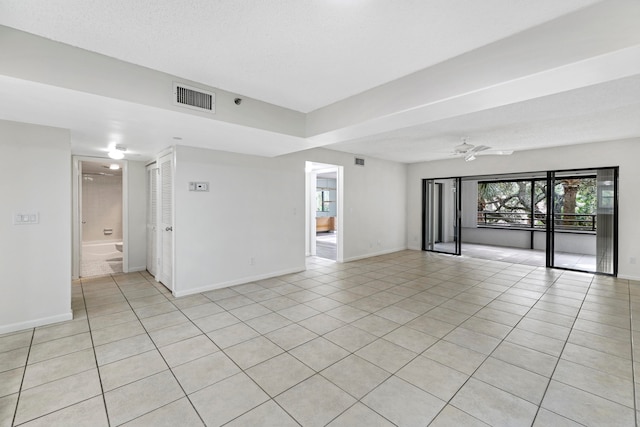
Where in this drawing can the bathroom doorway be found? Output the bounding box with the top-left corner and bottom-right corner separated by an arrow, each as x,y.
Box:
72,157 -> 127,278
306,162 -> 343,262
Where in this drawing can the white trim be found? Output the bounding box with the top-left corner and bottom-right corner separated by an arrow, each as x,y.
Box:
128,266 -> 147,273
616,274 -> 640,282
0,312 -> 73,335
172,266 -> 305,298
342,247 -> 408,263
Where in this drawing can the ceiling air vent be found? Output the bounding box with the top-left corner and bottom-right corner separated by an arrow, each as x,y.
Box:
355,157 -> 365,166
173,82 -> 215,113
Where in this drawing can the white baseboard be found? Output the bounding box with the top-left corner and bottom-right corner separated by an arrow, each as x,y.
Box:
616,273 -> 640,282
343,247 -> 408,263
126,266 -> 147,273
173,266 -> 306,298
0,311 -> 73,335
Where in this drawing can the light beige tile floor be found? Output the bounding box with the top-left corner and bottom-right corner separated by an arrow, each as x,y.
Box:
1,250 -> 640,426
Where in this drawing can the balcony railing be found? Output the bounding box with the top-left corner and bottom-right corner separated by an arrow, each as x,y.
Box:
478,212 -> 596,231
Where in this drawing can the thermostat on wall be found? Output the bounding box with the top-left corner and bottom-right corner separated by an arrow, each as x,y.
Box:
189,182 -> 209,192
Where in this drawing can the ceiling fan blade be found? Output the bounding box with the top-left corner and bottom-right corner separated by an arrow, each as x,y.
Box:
478,150 -> 514,156
471,145 -> 491,153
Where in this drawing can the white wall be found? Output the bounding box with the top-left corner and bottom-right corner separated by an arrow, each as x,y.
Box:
0,120 -> 72,334
407,139 -> 640,280
172,146 -> 306,296
288,148 -> 408,262
127,160 -> 147,272
81,174 -> 122,242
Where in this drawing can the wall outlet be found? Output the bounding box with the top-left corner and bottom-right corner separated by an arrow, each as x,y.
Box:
189,181 -> 209,191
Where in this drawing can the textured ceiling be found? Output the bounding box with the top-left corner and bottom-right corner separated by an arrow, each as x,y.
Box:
0,0 -> 638,163
0,0 -> 600,113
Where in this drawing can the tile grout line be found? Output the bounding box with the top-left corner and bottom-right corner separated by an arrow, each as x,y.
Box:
627,281 -> 637,426
10,328 -> 35,427
80,276 -> 113,427
529,273 -> 596,425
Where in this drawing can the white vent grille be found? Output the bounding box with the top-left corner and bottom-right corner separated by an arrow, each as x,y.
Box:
173,82 -> 215,113
355,157 -> 365,166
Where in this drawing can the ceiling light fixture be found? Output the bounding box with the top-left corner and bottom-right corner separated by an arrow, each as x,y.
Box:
108,145 -> 126,160
109,164 -> 120,170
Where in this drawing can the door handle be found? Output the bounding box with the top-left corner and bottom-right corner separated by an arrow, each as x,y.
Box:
165,226 -> 173,231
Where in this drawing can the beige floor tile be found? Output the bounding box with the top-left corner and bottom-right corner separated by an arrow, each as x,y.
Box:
444,327 -> 501,355
423,340 -> 487,375
0,394 -> 18,427
18,396 -> 108,427
127,294 -> 168,309
27,332 -> 93,364
244,312 -> 292,334
552,359 -> 635,408
362,376 -> 445,426
190,372 -> 269,426
216,295 -> 254,310
88,310 -> 138,330
430,405 -> 490,427
568,329 -> 632,359
0,331 -> 32,354
542,380 -> 635,426
224,336 -> 284,369
327,402 -> 395,427
140,310 -> 189,332
148,322 -> 202,347
159,335 -> 219,368
355,339 -> 417,373
326,305 -> 369,323
94,334 -> 155,366
265,324 -> 317,350
229,303 -> 272,321
298,313 -> 345,335
321,355 -> 390,399
105,370 -> 184,426
406,315 -> 457,338
452,378 -> 538,427
560,342 -> 632,379
206,322 -> 260,348
351,315 -> 400,337
532,408 -> 583,427
90,320 -> 145,346
289,337 -> 349,371
133,301 -> 177,319
191,311 -> 240,333
397,356 -> 468,401
506,328 -> 565,357
172,351 -> 240,394
32,319 -> 89,345
225,400 -> 299,427
276,375 -> 356,427
22,348 -> 96,390
382,325 -> 438,353
324,325 -> 377,352
99,349 -> 168,391
180,302 -> 224,320
492,341 -> 558,377
14,369 -> 102,425
474,357 -> 549,405
246,353 -> 314,397
0,368 -> 23,398
122,397 -> 204,426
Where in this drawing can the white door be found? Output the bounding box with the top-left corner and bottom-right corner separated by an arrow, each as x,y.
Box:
159,153 -> 173,290
146,165 -> 159,276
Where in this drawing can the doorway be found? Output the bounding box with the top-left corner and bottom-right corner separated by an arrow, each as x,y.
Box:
306,162 -> 343,262
72,157 -> 128,278
422,177 -> 461,255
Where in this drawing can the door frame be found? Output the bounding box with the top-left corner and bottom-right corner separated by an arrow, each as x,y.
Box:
72,156 -> 128,279
422,177 -> 462,255
305,161 -> 344,262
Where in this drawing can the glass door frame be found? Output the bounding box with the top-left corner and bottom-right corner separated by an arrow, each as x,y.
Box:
546,167 -> 619,276
422,177 -> 462,255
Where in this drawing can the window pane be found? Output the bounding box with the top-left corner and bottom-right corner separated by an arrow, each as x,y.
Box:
477,181 -> 532,227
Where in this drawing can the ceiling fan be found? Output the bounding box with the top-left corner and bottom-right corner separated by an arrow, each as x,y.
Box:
453,139 -> 513,162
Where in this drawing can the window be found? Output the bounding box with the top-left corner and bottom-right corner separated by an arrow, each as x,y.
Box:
317,190 -> 331,212
477,177 -> 596,231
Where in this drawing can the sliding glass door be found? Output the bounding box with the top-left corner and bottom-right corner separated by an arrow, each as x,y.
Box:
423,178 -> 461,255
547,168 -> 618,275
